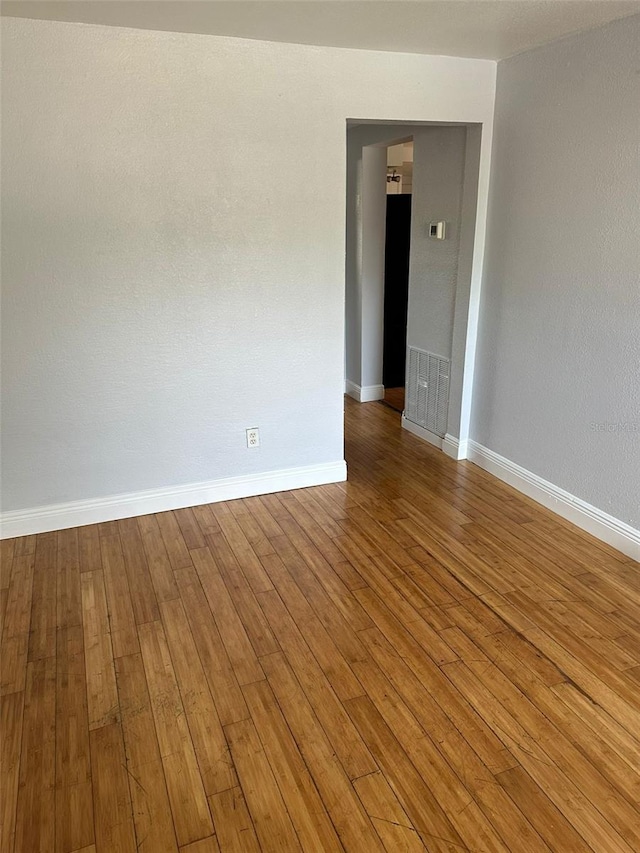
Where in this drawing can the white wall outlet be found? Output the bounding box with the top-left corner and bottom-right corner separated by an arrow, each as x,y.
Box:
246,427 -> 260,448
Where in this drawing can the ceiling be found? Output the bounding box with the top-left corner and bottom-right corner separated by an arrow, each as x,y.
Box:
3,0 -> 640,60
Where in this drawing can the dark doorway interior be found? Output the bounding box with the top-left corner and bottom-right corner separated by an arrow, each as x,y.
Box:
382,194 -> 412,411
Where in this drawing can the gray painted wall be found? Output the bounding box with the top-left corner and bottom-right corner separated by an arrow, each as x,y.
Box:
360,144 -> 388,390
1,17 -> 495,513
345,124 -> 415,393
406,126 -> 467,361
472,14 -> 640,527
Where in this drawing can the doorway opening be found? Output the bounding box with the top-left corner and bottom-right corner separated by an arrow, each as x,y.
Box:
382,140 -> 413,413
344,120 -> 486,461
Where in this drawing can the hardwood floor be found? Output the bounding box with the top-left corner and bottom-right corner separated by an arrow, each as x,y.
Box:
382,386 -> 404,412
1,397 -> 639,852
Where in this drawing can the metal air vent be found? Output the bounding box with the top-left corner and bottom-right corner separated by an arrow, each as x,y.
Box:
405,347 -> 450,438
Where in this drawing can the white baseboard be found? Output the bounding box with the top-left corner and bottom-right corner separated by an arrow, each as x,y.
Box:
345,381 -> 385,403
345,380 -> 360,400
0,461 -> 347,540
467,441 -> 640,561
443,433 -> 469,461
401,416 -> 443,450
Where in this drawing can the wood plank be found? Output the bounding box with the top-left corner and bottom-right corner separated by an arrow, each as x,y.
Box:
55,625 -> 94,853
0,539 -> 16,590
361,574 -> 458,666
353,591 -> 517,777
505,589 -> 640,723
115,652 -> 179,853
281,492 -> 353,565
439,624 -> 640,846
224,716 -> 302,851
1,552 -> 35,695
355,628 -> 543,851
0,588 -> 8,650
156,511 -> 193,571
258,588 -> 376,780
97,520 -> 120,539
261,651 -> 384,852
173,564 -> 249,726
13,534 -> 37,557
207,530 -> 279,658
0,691 -> 24,853
352,647 -> 515,851
441,659 -> 635,852
28,532 -> 58,661
118,516 -> 160,625
138,620 -> 214,846
551,680 -> 640,780
160,597 -> 237,795
89,722 -> 137,852
100,532 -> 139,657
190,546 -> 264,686
137,514 -> 180,602
495,765 -> 595,852
80,570 -> 119,730
268,522 -> 373,635
407,551 -> 474,605
314,484 -> 359,519
338,504 -> 417,569
448,624 -> 640,809
275,513 -> 370,619
258,553 -> 364,700
353,771 -> 427,852
344,694 -> 467,853
174,507 -> 207,551
233,510 -> 276,559
56,528 -> 82,629
242,678 -> 343,852
396,517 -> 499,598
210,516 -> 273,595
190,504 -> 222,538
79,524 -> 102,573
244,496 -> 285,539
267,545 -> 370,660
14,657 -> 56,853
180,837 -> 221,853
209,787 -> 260,853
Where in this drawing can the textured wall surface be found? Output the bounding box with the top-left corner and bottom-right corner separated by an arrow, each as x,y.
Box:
406,126 -> 467,360
473,14 -> 640,526
1,17 -> 495,511
345,124 -> 413,392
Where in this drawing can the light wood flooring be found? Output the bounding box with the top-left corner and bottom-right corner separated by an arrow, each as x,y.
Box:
382,386 -> 405,413
1,397 -> 639,852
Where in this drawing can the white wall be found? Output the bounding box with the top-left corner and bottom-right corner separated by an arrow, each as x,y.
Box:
1,16 -> 495,528
472,14 -> 640,530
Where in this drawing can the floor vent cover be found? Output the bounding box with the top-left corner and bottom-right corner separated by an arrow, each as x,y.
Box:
405,347 -> 450,437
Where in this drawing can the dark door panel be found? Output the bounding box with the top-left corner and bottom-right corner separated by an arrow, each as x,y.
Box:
383,194 -> 412,388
